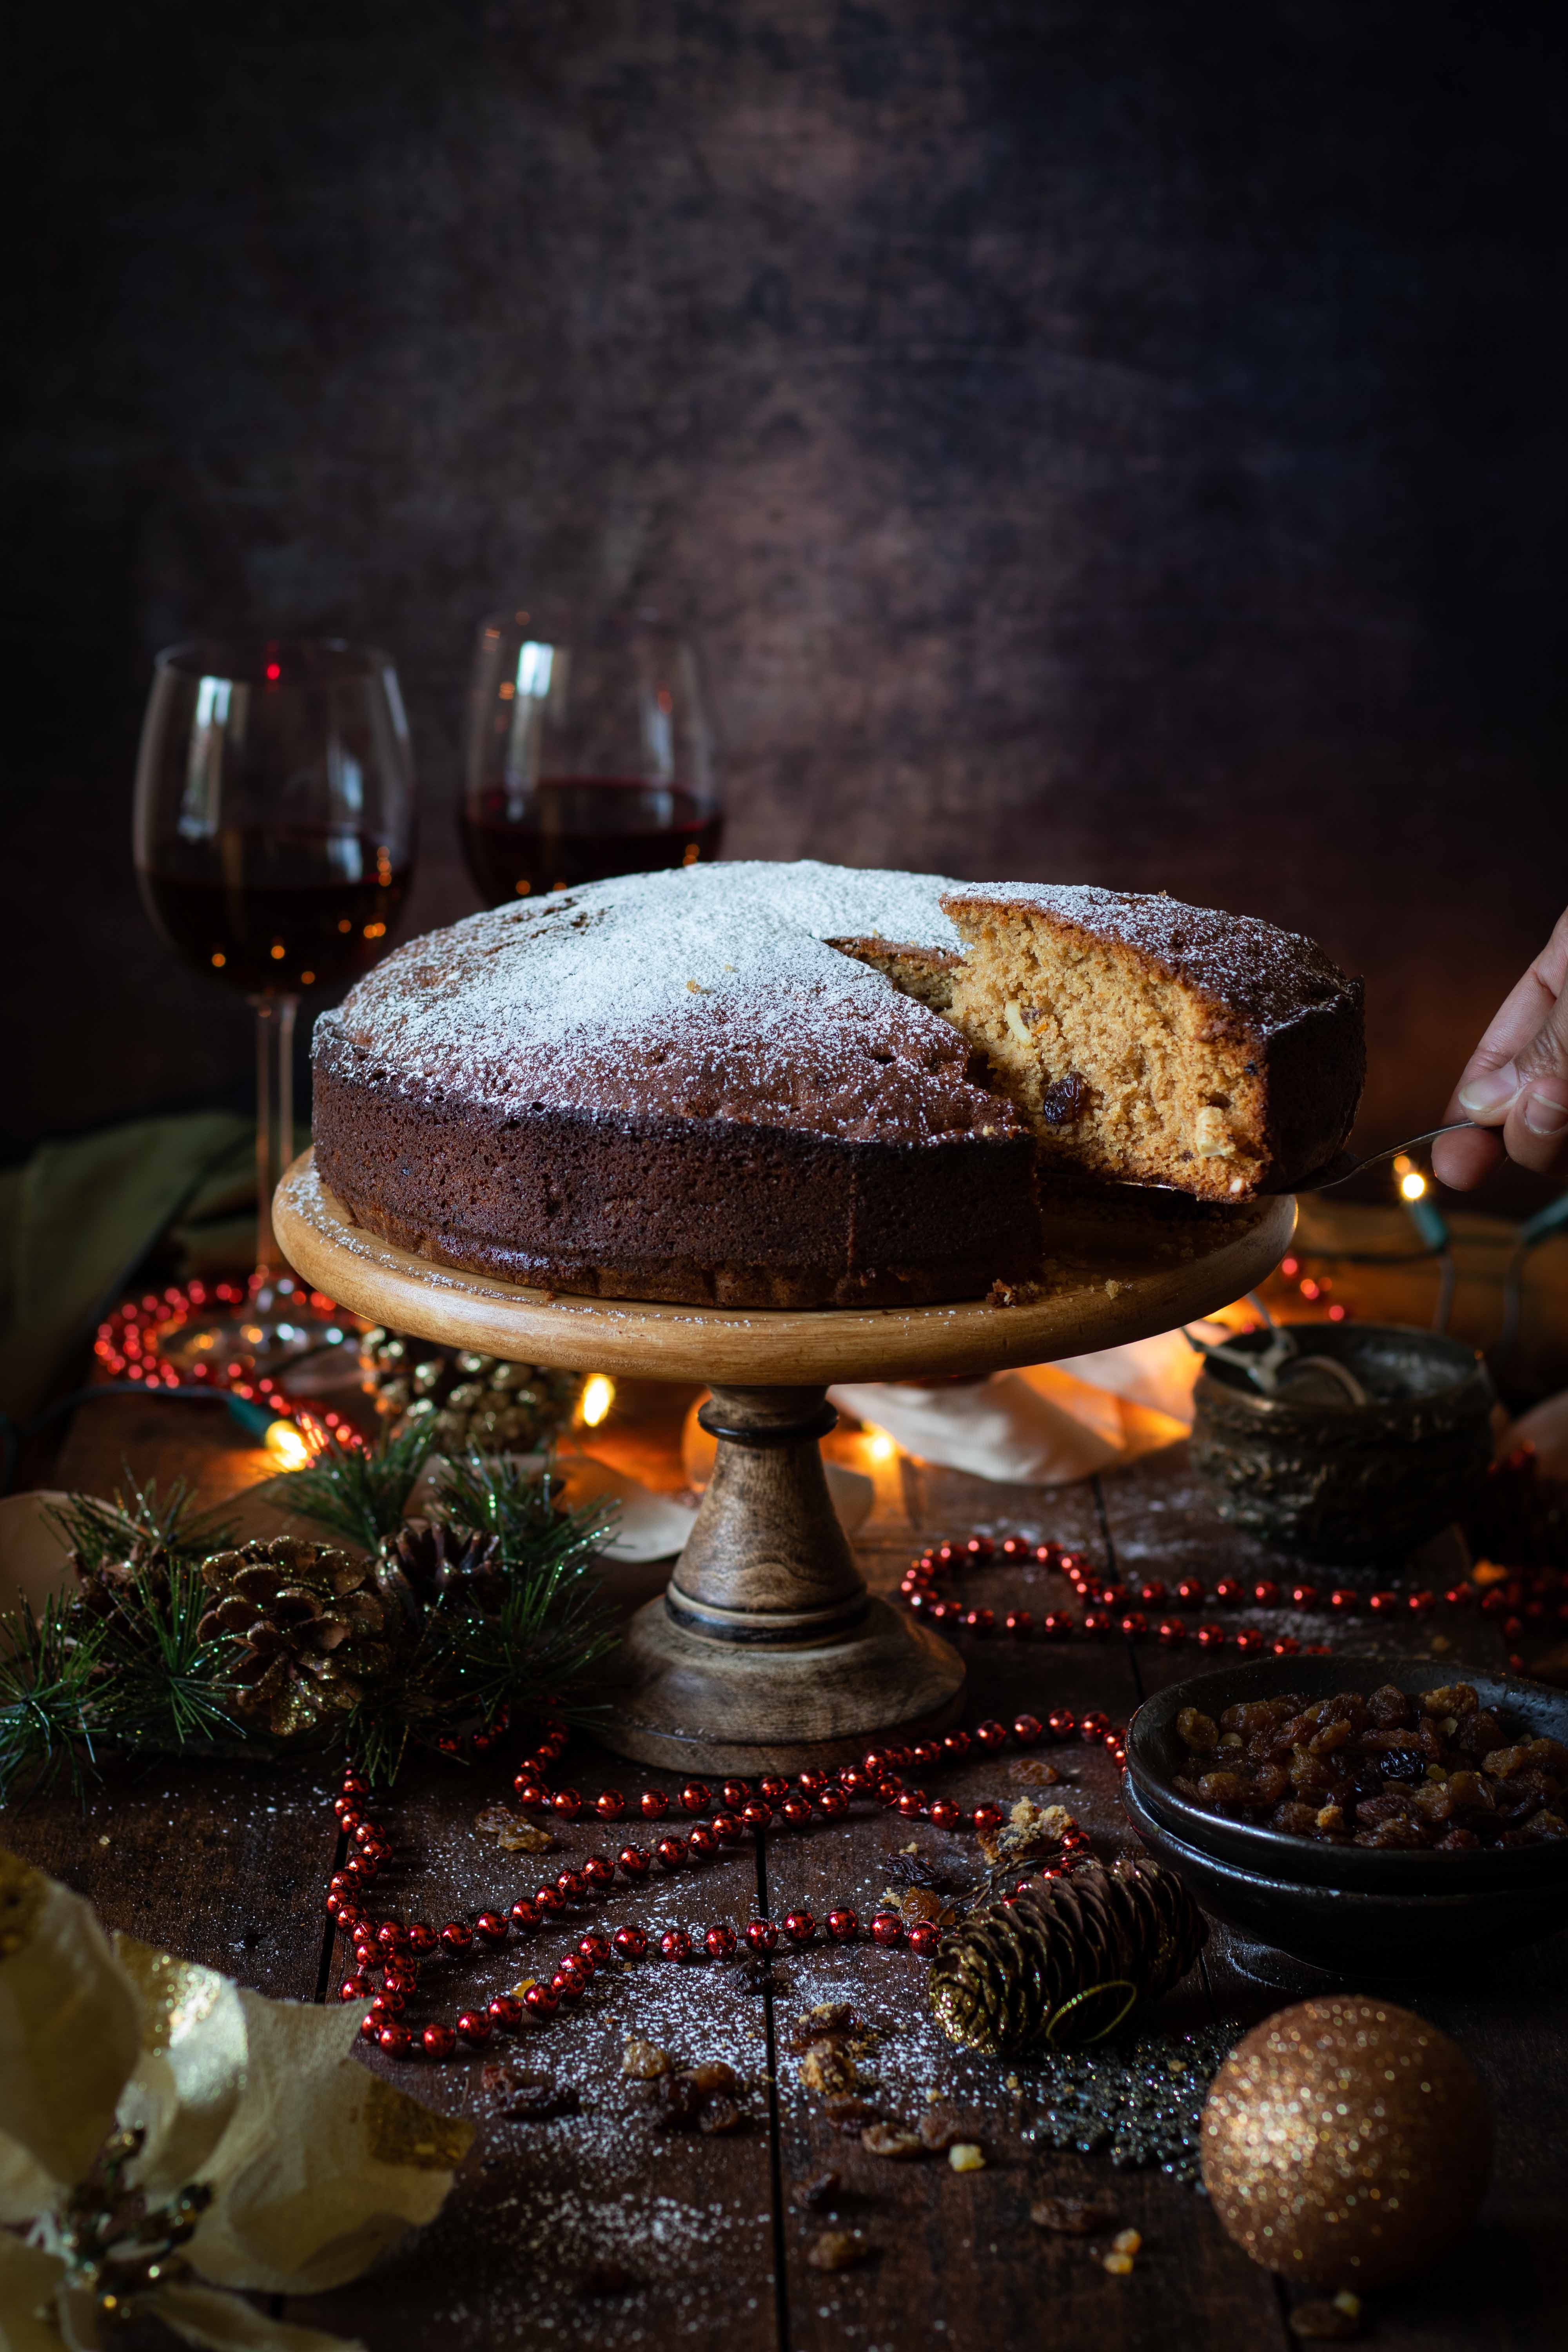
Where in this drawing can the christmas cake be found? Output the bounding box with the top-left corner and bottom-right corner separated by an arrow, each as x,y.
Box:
311,862 -> 1361,1308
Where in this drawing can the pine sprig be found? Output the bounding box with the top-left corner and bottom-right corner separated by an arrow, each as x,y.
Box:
0,1596 -> 106,1802
45,1475 -> 232,1578
268,1422 -> 436,1552
8,1434 -> 619,1789
345,1448 -> 619,1783
94,1561 -> 247,1759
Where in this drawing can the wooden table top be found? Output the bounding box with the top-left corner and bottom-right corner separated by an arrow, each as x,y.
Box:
6,1382 -> 1565,2352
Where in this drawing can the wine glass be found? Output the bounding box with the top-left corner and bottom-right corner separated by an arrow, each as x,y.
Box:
460,606 -> 720,905
134,637 -> 416,1382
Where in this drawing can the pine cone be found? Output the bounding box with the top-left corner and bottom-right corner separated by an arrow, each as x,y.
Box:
196,1539 -> 392,1742
74,1544 -> 173,1621
375,1518 -> 506,1624
927,1859 -> 1206,2057
359,1329 -> 583,1455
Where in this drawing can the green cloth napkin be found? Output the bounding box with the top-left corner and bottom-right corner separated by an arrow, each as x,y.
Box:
0,1112 -> 256,1419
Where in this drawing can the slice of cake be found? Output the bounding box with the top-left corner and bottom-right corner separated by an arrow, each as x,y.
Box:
938,884 -> 1363,1199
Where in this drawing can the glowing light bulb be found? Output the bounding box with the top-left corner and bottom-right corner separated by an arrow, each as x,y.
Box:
1400,1171 -> 1426,1201
579,1374 -> 615,1429
264,1419 -> 312,1471
864,1426 -> 897,1465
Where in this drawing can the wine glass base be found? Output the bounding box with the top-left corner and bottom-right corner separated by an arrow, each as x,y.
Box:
156,1273 -> 363,1395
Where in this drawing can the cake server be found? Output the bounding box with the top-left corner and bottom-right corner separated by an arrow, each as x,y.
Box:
1289,1120 -> 1478,1192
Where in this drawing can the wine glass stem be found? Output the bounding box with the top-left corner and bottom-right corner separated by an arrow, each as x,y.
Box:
251,995 -> 299,1275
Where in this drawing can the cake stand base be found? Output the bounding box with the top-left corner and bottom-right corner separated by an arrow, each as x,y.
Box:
601,1596 -> 964,1774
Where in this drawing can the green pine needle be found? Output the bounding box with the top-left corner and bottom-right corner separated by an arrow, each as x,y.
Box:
45,1474 -> 233,1577
0,1596 -> 106,1802
94,1561 -> 248,1758
15,1434 -> 620,1788
342,1447 -> 619,1782
265,1421 -> 437,1551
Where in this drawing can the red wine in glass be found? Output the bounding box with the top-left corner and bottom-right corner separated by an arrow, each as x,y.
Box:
460,779 -> 723,902
140,825 -> 412,994
462,611 -> 720,907
133,638 -> 416,1382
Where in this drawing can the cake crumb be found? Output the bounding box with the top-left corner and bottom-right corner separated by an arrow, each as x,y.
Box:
948,2143 -> 985,2172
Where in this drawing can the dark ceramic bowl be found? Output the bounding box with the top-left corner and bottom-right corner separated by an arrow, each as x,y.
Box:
1122,1655 -> 1568,1976
1121,1776 -> 1568,1977
1189,1323 -> 1494,1563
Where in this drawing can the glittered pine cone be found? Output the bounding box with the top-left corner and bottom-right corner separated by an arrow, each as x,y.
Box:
359,1329 -> 584,1455
73,1544 -> 173,1621
374,1517 -> 507,1625
928,1858 -> 1206,2058
196,1538 -> 393,1743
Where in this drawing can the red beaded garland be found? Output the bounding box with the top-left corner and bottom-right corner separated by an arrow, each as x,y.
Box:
326,1508 -> 1425,2064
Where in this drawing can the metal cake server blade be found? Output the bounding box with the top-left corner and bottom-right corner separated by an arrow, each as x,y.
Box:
1285,1121 -> 1479,1193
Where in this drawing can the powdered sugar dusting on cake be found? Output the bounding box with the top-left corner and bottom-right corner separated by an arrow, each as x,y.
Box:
318,862 -> 1002,1143
944,881 -> 1356,1038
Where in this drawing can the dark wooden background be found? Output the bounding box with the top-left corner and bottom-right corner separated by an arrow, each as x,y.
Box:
4,0 -> 1566,1188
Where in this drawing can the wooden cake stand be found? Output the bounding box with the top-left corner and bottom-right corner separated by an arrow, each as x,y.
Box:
274,1151 -> 1294,1772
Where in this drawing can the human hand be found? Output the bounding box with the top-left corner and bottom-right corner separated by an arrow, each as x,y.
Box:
1431,908 -> 1568,1189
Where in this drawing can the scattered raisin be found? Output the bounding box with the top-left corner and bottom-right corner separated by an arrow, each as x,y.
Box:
793,2171 -> 842,2210
860,2123 -> 926,2160
806,2230 -> 870,2272
823,2097 -> 883,2133
1031,2196 -> 1118,2235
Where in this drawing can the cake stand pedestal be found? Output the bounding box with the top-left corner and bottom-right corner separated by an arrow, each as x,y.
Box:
274,1152 -> 1294,1773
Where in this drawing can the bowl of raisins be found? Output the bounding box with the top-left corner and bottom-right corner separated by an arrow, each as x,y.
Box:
1122,1657 -> 1568,1973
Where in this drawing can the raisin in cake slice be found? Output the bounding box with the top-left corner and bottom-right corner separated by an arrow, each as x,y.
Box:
936,884 -> 1363,1198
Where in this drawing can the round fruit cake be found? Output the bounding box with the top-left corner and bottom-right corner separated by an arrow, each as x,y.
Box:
311,862 -> 1363,1308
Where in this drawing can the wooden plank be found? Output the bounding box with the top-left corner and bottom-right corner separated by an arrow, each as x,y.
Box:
762,1526 -> 1290,2352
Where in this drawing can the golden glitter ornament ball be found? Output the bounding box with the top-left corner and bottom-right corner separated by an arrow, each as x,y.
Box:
1201,1997 -> 1492,2289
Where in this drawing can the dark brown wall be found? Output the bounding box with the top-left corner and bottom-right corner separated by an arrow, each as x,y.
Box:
4,1 -> 1564,1197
